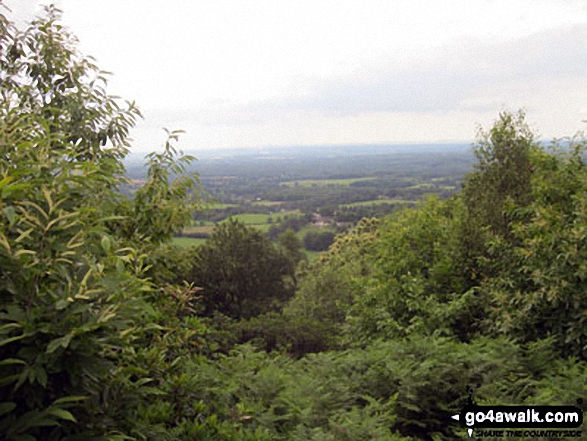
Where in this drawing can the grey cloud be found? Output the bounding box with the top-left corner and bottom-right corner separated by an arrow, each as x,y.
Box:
252,24 -> 587,116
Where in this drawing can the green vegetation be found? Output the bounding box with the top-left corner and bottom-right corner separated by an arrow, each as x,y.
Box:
252,200 -> 284,207
190,219 -> 296,319
226,211 -> 300,225
172,237 -> 208,248
1,8 -> 586,441
340,199 -> 415,207
280,177 -> 377,187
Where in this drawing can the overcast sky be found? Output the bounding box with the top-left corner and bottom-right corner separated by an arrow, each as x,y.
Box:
6,0 -> 587,151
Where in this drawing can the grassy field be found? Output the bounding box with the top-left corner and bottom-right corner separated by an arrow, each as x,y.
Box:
339,199 -> 415,208
208,202 -> 237,209
224,210 -> 302,225
182,225 -> 215,234
252,200 -> 283,207
225,213 -> 273,224
405,183 -> 456,190
280,177 -> 377,187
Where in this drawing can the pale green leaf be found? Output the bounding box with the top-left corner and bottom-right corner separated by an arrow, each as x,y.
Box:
46,407 -> 76,422
0,402 -> 16,416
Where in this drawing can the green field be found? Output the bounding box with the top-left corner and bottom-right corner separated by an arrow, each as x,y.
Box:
405,183 -> 456,191
280,177 -> 377,187
211,203 -> 237,209
340,199 -> 415,208
225,210 -> 302,225
182,225 -> 215,235
225,213 -> 274,224
252,200 -> 283,207
296,224 -> 337,238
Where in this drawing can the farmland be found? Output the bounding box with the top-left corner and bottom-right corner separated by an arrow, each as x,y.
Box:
125,143 -> 475,256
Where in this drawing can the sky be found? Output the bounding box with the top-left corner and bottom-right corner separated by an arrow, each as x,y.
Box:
6,0 -> 587,152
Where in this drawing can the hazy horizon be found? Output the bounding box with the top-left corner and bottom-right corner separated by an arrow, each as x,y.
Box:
7,1 -> 587,152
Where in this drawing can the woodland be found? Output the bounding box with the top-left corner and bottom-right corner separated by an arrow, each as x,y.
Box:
0,7 -> 586,441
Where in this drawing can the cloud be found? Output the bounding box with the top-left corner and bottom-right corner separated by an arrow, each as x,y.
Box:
243,24 -> 587,117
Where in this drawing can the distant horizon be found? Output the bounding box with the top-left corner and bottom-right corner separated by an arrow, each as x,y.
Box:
10,0 -> 585,153
122,135 -> 583,161
123,140 -> 476,162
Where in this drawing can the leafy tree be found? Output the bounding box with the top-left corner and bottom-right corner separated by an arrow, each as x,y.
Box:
286,218 -> 379,326
483,138 -> 587,358
460,111 -> 537,281
302,230 -> 335,251
191,219 -> 295,319
0,6 -> 201,438
277,229 -> 306,280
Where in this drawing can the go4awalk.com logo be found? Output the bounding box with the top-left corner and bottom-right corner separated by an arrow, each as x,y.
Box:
451,398 -> 584,438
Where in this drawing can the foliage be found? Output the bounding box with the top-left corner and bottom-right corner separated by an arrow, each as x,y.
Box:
344,197 -> 478,344
153,336 -> 573,440
231,312 -> 337,358
190,219 -> 295,319
3,5 -> 587,440
460,111 -> 537,283
302,230 -> 335,252
113,130 -> 200,246
483,138 -> 587,358
0,6 -> 200,439
0,6 -> 149,437
277,229 -> 306,274
285,218 -> 380,326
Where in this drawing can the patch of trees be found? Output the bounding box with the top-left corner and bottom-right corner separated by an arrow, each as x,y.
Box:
189,219 -> 296,319
333,202 -> 410,223
302,231 -> 336,251
266,214 -> 310,240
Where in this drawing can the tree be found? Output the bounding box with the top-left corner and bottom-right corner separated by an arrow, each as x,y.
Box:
0,6 -> 200,437
303,230 -> 336,251
460,110 -> 537,283
462,111 -> 536,234
191,219 -> 295,319
483,137 -> 587,358
278,229 -> 306,267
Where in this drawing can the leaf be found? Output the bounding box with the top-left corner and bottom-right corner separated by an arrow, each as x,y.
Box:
52,395 -> 87,405
0,334 -> 26,348
133,377 -> 153,387
45,211 -> 78,231
2,182 -> 30,198
101,235 -> 111,252
0,233 -> 11,254
0,323 -> 23,333
9,409 -> 55,432
0,402 -> 16,416
14,228 -> 34,243
3,206 -> 16,225
46,407 -> 76,422
19,201 -> 49,221
54,299 -> 70,310
46,334 -> 72,354
0,176 -> 13,192
0,358 -> 26,366
32,366 -> 47,388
